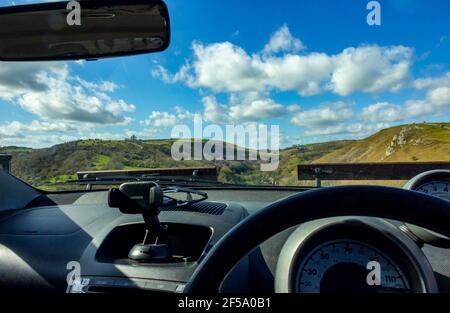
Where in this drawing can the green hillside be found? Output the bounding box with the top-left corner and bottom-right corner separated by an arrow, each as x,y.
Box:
1,139 -> 210,187
1,122 -> 449,190
314,123 -> 450,163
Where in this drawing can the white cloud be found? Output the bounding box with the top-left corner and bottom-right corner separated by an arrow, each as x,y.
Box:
141,111 -> 178,127
138,94 -> 297,128
0,120 -> 76,139
124,128 -> 159,139
261,52 -> 333,96
189,42 -> 267,92
18,74 -> 134,124
174,106 -> 199,120
229,97 -> 289,122
76,77 -> 119,93
154,25 -> 413,97
0,120 -> 91,147
202,96 -> 230,124
406,71 -> 450,115
302,123 -> 362,136
263,24 -> 305,54
415,72 -> 450,107
330,45 -> 412,96
427,86 -> 450,106
0,118 -> 161,148
361,102 -> 403,122
302,122 -> 390,137
202,94 -> 298,123
291,102 -> 353,127
289,102 -> 400,138
403,100 -> 435,118
0,62 -> 60,100
151,65 -> 172,83
156,40 -> 332,95
361,97 -> 448,125
414,72 -> 450,90
358,72 -> 450,125
152,63 -> 191,84
0,63 -> 135,125
140,106 -> 201,128
11,120 -> 77,133
287,104 -> 301,113
0,134 -> 81,148
149,25 -> 447,142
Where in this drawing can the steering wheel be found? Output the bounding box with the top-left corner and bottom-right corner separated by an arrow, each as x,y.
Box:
184,185 -> 450,293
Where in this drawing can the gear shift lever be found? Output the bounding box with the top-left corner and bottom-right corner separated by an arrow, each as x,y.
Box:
108,182 -> 172,262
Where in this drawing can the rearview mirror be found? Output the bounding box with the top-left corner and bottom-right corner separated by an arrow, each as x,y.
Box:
0,0 -> 170,61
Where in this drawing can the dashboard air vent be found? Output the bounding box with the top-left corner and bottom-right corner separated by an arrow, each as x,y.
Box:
161,201 -> 227,215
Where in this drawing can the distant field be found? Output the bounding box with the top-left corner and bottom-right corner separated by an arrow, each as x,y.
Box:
1,122 -> 448,191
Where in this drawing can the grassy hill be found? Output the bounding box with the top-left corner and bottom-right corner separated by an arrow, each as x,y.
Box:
314,123 -> 450,163
1,122 -> 449,189
1,139 -> 211,187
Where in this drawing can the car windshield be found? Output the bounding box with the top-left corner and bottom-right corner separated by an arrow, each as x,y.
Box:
0,0 -> 449,191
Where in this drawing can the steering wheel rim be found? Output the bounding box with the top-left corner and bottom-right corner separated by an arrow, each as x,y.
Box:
184,185 -> 450,293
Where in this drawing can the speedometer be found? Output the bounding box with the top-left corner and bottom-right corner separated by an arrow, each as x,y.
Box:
415,181 -> 450,201
296,240 -> 410,293
276,218 -> 437,293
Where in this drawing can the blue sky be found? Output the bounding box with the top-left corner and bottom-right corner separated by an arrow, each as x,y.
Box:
0,0 -> 449,148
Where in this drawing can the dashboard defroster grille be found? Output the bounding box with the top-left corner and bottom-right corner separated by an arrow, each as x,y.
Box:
161,201 -> 227,215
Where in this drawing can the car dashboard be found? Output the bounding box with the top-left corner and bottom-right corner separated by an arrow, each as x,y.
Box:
0,171 -> 449,293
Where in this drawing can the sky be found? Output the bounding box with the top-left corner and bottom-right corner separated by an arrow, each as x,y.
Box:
0,0 -> 449,148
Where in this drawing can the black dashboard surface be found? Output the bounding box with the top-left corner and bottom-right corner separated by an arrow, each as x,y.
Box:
0,188 -> 449,292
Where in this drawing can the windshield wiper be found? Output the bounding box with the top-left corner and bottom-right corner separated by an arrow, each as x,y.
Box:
142,174 -> 244,187
63,173 -> 240,190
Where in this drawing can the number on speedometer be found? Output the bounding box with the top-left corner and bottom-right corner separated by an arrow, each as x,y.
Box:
296,240 -> 410,293
415,181 -> 450,201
